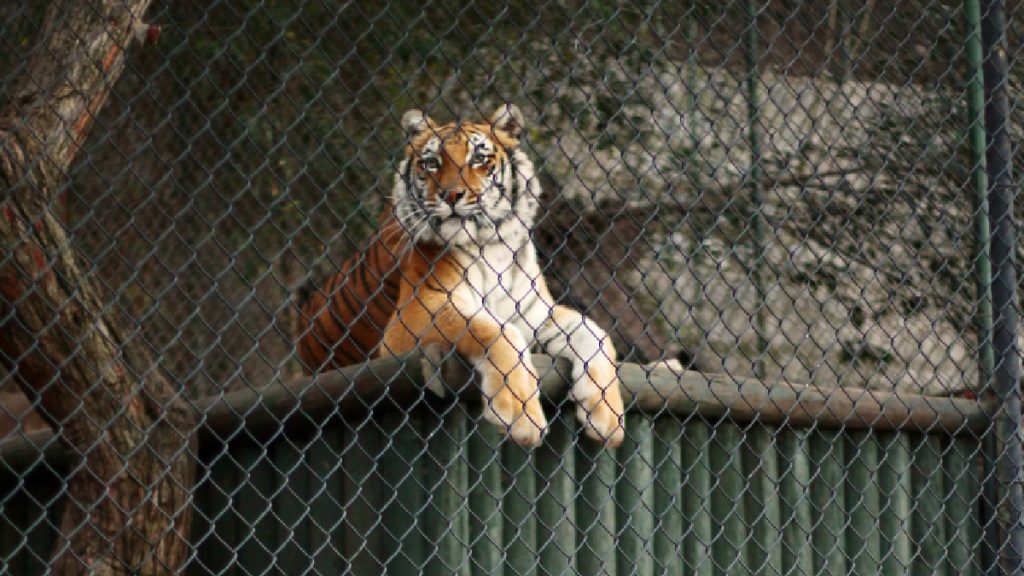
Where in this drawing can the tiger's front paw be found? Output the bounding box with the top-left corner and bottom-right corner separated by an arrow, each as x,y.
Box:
481,366 -> 547,447
574,373 -> 625,448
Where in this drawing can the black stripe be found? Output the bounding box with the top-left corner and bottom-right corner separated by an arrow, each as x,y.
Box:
517,288 -> 539,316
333,343 -> 361,367
426,277 -> 448,294
372,241 -> 388,269
490,155 -> 521,227
403,157 -> 414,192
315,289 -> 347,344
355,259 -> 370,292
333,281 -> 362,322
297,333 -> 316,372
509,154 -> 519,203
324,271 -> 340,300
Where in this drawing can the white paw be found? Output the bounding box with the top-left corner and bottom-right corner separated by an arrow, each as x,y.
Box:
572,374 -> 625,448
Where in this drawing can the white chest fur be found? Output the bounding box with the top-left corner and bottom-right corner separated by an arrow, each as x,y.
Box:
452,240 -> 552,340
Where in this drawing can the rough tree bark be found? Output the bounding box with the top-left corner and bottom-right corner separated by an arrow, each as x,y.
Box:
0,1 -> 196,574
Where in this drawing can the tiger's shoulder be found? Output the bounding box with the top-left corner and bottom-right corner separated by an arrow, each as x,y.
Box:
295,208 -> 405,374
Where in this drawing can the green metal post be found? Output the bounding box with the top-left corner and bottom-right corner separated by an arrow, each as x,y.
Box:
682,420 -> 714,576
617,414 -> 655,575
810,430 -> 846,576
965,0 -> 994,398
946,435 -> 982,576
746,0 -> 768,377
779,430 -> 814,575
236,442 -> 277,574
425,406 -> 470,576
964,1 -> 999,573
686,10 -> 701,191
653,418 -> 683,576
273,438 -> 310,573
536,412 -> 576,576
745,425 -> 781,576
980,0 -> 1024,570
845,433 -> 881,576
577,441 -> 617,576
878,433 -> 913,574
469,425 -> 503,576
309,427 -> 346,574
503,442 -> 537,576
711,424 -> 749,575
201,452 -> 241,574
380,413 -> 426,574
911,435 -> 947,576
344,418 -> 384,574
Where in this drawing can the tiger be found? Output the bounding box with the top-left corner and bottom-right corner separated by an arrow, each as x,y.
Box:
296,104 -> 625,448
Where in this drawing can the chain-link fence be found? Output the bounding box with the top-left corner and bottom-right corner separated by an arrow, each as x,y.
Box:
0,0 -> 1022,574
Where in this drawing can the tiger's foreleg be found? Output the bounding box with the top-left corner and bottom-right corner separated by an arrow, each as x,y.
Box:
538,305 -> 625,447
381,295 -> 548,447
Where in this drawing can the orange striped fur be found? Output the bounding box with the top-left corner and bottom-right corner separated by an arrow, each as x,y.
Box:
296,105 -> 625,448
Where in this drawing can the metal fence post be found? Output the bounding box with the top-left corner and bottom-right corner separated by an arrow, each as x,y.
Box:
980,0 -> 1024,573
965,0 -> 1000,571
746,0 -> 768,378
966,0 -> 995,410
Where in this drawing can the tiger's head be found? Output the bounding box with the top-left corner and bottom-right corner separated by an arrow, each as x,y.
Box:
392,104 -> 539,248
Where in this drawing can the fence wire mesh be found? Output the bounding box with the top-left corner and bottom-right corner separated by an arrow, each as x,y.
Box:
0,0 -> 1021,574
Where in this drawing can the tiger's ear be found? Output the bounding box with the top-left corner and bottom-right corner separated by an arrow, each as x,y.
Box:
489,104 -> 524,140
401,109 -> 435,139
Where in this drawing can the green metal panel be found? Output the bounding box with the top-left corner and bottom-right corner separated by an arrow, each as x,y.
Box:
912,435 -> 947,576
536,412 -> 576,576
0,478 -> 26,576
745,0 -> 768,378
380,412 -> 426,574
503,441 -> 537,576
235,441 -> 277,575
468,423 -> 503,576
307,426 -> 346,574
845,431 -> 880,576
18,471 -> 59,576
196,448 -> 242,575
964,0 -> 994,392
617,413 -> 655,576
424,405 -> 470,576
343,417 -> 384,574
744,424 -> 781,576
652,418 -> 683,576
810,430 -> 846,576
878,432 -> 913,574
682,420 -> 713,576
577,439 -> 617,576
0,407 -> 995,576
4,484 -> 29,576
946,436 -> 982,576
710,423 -> 748,575
187,467 -> 211,576
778,429 -> 813,576
272,437 -> 310,573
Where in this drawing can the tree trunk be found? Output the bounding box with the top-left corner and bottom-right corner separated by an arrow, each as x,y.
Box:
0,1 -> 196,574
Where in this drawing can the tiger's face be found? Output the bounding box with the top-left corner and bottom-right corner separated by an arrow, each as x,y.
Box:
393,105 -> 537,247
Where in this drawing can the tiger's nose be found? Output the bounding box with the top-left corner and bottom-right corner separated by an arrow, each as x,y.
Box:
443,189 -> 465,206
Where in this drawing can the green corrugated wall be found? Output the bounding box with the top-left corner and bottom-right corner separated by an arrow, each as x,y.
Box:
0,403 -> 985,576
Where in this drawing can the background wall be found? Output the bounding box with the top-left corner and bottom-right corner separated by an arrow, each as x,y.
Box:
2,0 -> 1022,405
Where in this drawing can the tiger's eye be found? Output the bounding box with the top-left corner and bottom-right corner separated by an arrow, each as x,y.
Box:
420,157 -> 440,172
471,152 -> 492,166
